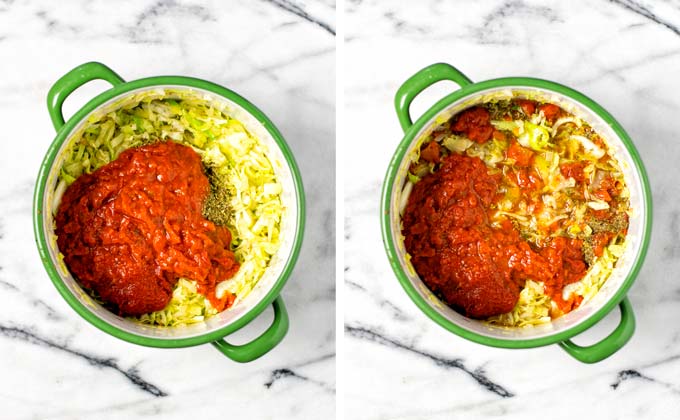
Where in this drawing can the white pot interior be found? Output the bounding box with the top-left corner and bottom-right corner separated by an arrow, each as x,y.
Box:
41,86 -> 298,339
389,86 -> 646,340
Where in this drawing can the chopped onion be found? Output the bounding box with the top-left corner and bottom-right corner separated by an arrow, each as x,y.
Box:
587,200 -> 610,210
571,135 -> 605,159
551,117 -> 582,137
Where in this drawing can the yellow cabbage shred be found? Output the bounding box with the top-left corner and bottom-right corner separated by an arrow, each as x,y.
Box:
487,280 -> 551,327
136,279 -> 217,326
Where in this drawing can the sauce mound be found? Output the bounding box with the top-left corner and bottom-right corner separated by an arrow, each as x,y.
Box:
402,154 -> 587,319
56,141 -> 239,316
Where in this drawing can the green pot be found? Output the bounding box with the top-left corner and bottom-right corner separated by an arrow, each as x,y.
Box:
381,63 -> 652,363
33,62 -> 305,362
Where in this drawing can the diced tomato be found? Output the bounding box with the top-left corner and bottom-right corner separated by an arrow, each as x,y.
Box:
516,99 -> 536,116
560,162 -> 586,183
592,232 -> 615,257
532,199 -> 544,215
507,141 -> 534,167
592,135 -> 605,149
552,293 -> 584,313
452,107 -> 494,143
591,187 -> 612,202
538,103 -> 560,122
420,141 -> 440,163
591,175 -> 617,202
469,125 -> 494,143
512,167 -> 543,191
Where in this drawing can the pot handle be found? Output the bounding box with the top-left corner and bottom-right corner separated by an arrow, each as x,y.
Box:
558,297 -> 635,363
47,62 -> 125,131
394,63 -> 473,132
211,296 -> 289,363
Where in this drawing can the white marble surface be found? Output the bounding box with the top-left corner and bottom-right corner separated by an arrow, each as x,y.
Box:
0,1 -> 335,419
344,1 -> 680,418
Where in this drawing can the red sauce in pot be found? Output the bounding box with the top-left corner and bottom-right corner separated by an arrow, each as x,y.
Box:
56,141 -> 239,316
402,154 -> 587,318
452,107 -> 494,143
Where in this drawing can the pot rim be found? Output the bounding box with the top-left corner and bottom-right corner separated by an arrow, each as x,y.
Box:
381,76 -> 652,349
33,75 -> 306,348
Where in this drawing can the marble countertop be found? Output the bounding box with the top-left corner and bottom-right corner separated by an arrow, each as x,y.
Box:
0,1 -> 335,419
344,1 -> 680,418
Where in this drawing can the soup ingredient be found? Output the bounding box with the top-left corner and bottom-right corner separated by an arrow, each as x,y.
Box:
55,141 -> 239,316
452,107 -> 494,143
202,168 -> 233,226
136,278 -> 218,326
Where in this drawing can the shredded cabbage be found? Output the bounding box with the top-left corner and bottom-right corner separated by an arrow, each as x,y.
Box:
551,116 -> 581,137
571,134 -> 605,159
465,138 -> 506,167
487,280 -> 551,327
442,135 -> 473,153
136,279 -> 217,326
563,242 -> 625,302
55,89 -> 283,326
520,121 -> 550,151
491,120 -> 522,133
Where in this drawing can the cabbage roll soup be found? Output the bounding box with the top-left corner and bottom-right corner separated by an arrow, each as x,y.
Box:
401,99 -> 629,327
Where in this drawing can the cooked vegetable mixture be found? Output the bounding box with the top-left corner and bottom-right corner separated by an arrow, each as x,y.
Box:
54,90 -> 283,326
402,99 -> 629,326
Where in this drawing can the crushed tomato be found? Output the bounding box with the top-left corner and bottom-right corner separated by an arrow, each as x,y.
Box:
56,141 -> 239,316
452,106 -> 494,143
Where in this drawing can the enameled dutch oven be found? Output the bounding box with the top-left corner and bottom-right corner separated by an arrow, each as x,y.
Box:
381,63 -> 652,363
33,62 -> 305,362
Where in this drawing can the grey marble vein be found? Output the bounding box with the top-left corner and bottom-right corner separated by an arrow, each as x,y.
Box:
345,279 -> 412,322
261,0 -> 336,35
123,0 -> 214,44
346,324 -> 514,398
265,367 -> 336,393
0,324 -> 167,397
610,0 -> 680,36
34,9 -> 79,33
573,48 -> 680,85
611,369 -> 680,395
0,278 -> 64,321
227,46 -> 335,86
474,0 -> 561,46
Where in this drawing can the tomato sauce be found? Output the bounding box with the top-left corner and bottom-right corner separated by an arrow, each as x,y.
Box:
56,141 -> 239,316
402,154 -> 587,318
538,103 -> 561,122
452,107 -> 494,143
